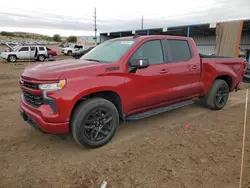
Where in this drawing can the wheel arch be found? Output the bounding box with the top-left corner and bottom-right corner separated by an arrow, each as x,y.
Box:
214,75 -> 232,90
7,54 -> 17,59
70,90 -> 124,131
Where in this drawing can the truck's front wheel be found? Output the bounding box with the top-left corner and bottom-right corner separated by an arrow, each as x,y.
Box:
71,98 -> 119,148
203,79 -> 229,110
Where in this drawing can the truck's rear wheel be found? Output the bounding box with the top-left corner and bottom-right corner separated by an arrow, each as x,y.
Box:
38,55 -> 45,62
203,79 -> 229,110
71,98 -> 119,148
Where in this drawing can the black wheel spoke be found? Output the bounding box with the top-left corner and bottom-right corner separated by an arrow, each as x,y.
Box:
100,130 -> 109,136
90,129 -> 95,140
94,129 -> 100,140
104,117 -> 113,125
85,119 -> 95,124
84,125 -> 95,129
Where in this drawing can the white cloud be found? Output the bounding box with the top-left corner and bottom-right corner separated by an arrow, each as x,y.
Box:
0,0 -> 249,36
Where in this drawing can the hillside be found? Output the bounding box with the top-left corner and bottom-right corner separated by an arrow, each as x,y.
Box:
0,31 -> 52,41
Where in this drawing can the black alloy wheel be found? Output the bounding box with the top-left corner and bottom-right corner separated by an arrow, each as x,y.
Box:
83,108 -> 113,142
71,98 -> 119,148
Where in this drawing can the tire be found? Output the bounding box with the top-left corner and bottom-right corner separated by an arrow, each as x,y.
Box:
48,54 -> 53,59
67,51 -> 72,56
71,98 -> 119,148
38,55 -> 45,62
7,55 -> 17,63
202,79 -> 229,110
243,77 -> 250,83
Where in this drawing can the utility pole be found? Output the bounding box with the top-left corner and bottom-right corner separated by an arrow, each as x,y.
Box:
94,7 -> 97,46
141,15 -> 144,30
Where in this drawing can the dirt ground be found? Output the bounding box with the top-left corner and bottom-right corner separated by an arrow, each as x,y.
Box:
0,60 -> 250,188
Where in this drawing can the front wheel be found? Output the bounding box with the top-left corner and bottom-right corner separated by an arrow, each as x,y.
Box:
67,51 -> 72,56
202,79 -> 229,110
7,55 -> 17,62
48,54 -> 53,59
71,98 -> 119,148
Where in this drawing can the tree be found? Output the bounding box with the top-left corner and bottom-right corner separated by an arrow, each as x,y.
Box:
52,34 -> 62,42
67,36 -> 77,43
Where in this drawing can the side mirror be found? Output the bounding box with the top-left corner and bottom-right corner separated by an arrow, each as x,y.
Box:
129,58 -> 150,69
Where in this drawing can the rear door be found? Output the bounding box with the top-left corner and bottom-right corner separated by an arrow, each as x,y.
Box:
30,46 -> 36,59
38,46 -> 46,56
161,39 -> 202,101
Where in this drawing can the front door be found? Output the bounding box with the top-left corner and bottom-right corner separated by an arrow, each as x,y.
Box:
16,46 -> 30,60
123,39 -> 170,114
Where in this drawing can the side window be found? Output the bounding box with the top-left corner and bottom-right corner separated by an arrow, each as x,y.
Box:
39,47 -> 45,51
131,40 -> 164,65
167,40 -> 192,62
31,47 -> 36,51
19,47 -> 29,52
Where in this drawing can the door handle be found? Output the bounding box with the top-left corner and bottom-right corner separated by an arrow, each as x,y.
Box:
191,65 -> 198,69
160,69 -> 168,74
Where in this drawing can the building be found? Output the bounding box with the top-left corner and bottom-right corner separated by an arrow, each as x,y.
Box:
100,20 -> 250,58
76,36 -> 100,46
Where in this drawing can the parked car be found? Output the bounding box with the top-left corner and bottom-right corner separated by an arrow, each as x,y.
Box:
19,35 -> 248,148
46,47 -> 57,58
243,64 -> 250,83
61,44 -> 83,56
1,46 -> 48,62
72,46 -> 95,59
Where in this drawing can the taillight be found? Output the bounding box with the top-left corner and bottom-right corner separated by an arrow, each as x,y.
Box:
244,61 -> 248,69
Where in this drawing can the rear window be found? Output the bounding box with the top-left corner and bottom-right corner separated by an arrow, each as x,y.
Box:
39,47 -> 45,51
167,40 -> 192,62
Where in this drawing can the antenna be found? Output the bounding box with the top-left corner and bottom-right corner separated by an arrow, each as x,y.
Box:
141,15 -> 144,30
94,7 -> 97,46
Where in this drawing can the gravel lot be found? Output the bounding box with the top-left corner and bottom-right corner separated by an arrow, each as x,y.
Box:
0,60 -> 250,188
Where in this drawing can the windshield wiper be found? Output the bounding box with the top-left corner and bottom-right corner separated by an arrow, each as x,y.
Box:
84,58 -> 101,62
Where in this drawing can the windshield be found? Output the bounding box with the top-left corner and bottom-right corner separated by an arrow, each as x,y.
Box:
13,46 -> 20,51
81,40 -> 136,63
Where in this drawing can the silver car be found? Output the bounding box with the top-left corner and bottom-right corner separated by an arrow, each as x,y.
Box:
0,46 -> 48,63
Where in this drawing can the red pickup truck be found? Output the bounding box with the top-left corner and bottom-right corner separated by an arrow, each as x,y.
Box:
19,35 -> 248,148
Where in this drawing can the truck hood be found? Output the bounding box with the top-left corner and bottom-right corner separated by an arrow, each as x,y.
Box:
62,47 -> 72,51
21,59 -> 100,80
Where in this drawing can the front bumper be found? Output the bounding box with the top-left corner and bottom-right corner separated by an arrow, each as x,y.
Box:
20,96 -> 69,134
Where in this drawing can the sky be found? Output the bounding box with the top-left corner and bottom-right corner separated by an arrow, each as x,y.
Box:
0,0 -> 250,37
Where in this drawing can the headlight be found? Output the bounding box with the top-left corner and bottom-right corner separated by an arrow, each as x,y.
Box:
38,80 -> 66,91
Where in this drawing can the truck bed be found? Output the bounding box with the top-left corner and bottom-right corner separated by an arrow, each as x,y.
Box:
199,53 -> 232,59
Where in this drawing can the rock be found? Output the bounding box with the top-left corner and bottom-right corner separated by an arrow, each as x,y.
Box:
200,158 -> 208,163
171,170 -> 178,177
233,149 -> 241,153
18,166 -> 27,174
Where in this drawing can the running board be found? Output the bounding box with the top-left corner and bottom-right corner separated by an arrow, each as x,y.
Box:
125,100 -> 194,121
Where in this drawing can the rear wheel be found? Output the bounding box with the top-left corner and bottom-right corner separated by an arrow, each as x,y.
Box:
38,55 -> 45,62
71,98 -> 119,148
202,79 -> 229,110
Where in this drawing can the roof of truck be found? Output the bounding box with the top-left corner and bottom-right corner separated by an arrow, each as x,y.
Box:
109,35 -> 191,41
